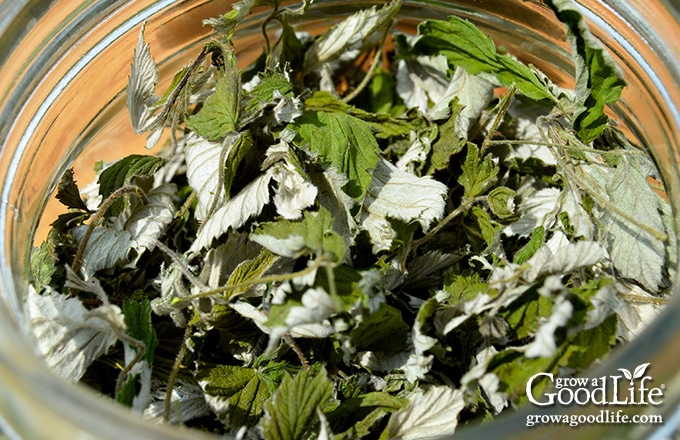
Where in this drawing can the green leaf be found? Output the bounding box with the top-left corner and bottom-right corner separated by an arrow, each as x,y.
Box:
501,290 -> 552,340
116,373 -> 141,407
469,206 -> 498,248
224,130 -> 253,198
427,105 -> 466,174
56,168 -> 89,211
251,207 -> 345,263
122,298 -> 158,364
413,16 -> 554,102
490,314 -> 616,405
98,155 -> 165,217
513,226 -> 545,265
246,70 -> 295,113
263,367 -> 333,440
30,242 -> 58,292
561,313 -> 616,368
487,187 -> 516,219
343,391 -> 405,411
458,143 -> 499,198
199,364 -> 256,397
329,391 -> 407,439
224,249 -> 279,298
546,0 -> 626,143
290,110 -> 380,199
305,91 -> 415,139
187,48 -> 240,140
197,364 -> 272,427
269,17 -> 306,70
357,112 -> 417,140
205,0 -> 277,37
230,372 -> 273,426
155,66 -> 189,108
50,211 -> 91,232
303,91 -> 350,113
443,272 -> 490,303
351,304 -> 410,353
314,264 -> 363,311
364,67 -> 397,114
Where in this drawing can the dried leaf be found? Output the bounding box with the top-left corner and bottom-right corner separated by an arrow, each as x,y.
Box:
185,132 -> 230,221
71,226 -> 132,279
125,183 -> 176,252
263,367 -> 333,440
27,286 -> 124,382
127,25 -> 159,134
546,0 -> 626,142
291,110 -> 381,199
601,159 -> 666,291
359,159 -> 447,252
303,0 -> 401,73
272,162 -> 318,220
190,170 -> 274,254
384,386 -> 464,439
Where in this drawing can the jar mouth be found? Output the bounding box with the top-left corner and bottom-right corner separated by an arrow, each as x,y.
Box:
1,1 -> 679,439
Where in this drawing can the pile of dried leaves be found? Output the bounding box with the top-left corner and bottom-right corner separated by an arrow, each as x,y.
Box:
28,0 -> 676,437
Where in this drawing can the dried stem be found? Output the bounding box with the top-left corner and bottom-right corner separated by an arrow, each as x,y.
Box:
177,254 -> 334,304
115,335 -> 147,397
480,85 -> 516,156
164,324 -> 193,422
343,42 -> 385,104
412,195 -> 486,250
554,149 -> 668,241
485,139 -> 647,158
283,334 -> 309,370
71,185 -> 147,274
153,239 -> 209,291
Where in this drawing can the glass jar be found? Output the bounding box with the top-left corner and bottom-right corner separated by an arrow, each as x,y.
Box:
0,1 -> 678,438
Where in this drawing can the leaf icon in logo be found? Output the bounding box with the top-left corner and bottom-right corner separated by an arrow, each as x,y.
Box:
633,363 -> 650,380
618,368 -> 633,381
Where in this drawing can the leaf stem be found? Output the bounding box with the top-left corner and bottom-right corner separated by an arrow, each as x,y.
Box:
72,185 -> 147,274
554,152 -> 668,241
413,196 -> 486,250
175,254 -> 333,304
480,85 -> 516,156
176,191 -> 197,220
154,239 -> 209,291
114,333 -> 147,397
261,1 -> 281,65
283,334 -> 309,370
343,42 -> 384,104
164,324 -> 193,422
153,48 -> 207,129
325,262 -> 338,304
485,139 -> 647,158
